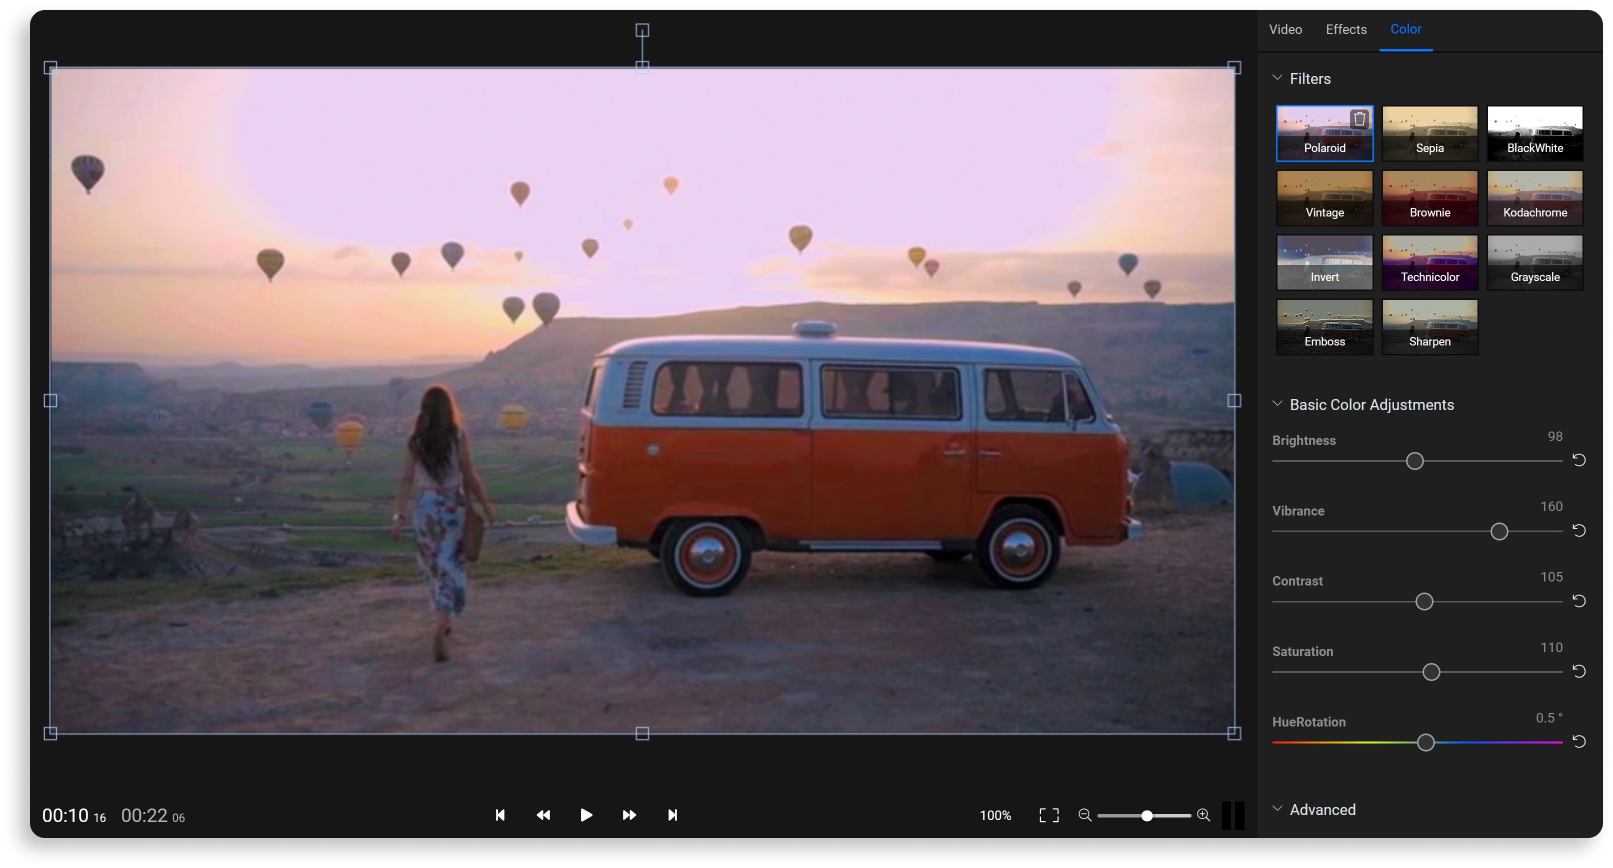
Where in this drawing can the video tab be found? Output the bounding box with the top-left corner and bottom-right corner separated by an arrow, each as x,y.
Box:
1276,106 -> 1375,162
1276,236 -> 1373,289
1276,171 -> 1374,226
1382,106 -> 1478,161
1382,235 -> 1479,290
1487,106 -> 1584,162
1275,299 -> 1374,356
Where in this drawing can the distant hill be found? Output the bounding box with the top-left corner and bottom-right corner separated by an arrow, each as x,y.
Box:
49,362 -> 183,411
144,360 -> 472,393
198,301 -> 1232,438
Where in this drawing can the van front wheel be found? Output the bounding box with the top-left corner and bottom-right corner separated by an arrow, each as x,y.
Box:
660,519 -> 751,597
974,505 -> 1061,589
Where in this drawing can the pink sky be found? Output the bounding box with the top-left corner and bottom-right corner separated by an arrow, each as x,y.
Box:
52,68 -> 1233,365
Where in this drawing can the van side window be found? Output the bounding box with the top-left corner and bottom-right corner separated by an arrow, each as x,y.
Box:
983,369 -> 1067,422
1065,375 -> 1095,422
821,366 -> 959,420
583,363 -> 601,410
651,362 -> 803,417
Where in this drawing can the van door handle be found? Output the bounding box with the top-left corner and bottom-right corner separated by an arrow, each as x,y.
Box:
941,448 -> 968,457
978,449 -> 1003,458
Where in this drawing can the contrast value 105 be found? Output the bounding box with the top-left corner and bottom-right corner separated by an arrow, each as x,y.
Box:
981,809 -> 1013,821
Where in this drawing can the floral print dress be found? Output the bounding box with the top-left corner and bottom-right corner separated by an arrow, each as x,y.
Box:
411,436 -> 468,615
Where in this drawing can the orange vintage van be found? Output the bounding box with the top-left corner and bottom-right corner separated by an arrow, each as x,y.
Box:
565,321 -> 1140,596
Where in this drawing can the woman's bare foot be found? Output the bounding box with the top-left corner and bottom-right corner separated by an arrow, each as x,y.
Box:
433,622 -> 449,662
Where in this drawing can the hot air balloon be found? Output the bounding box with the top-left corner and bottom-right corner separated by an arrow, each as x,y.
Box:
663,176 -> 679,195
534,292 -> 560,325
1067,281 -> 1081,298
306,401 -> 335,433
923,259 -> 939,278
71,155 -> 105,193
502,297 -> 525,323
908,247 -> 926,268
511,181 -> 530,207
623,219 -> 634,230
1119,253 -> 1139,276
514,250 -> 524,262
257,249 -> 284,282
391,252 -> 411,277
442,242 -> 464,270
582,238 -> 599,258
335,420 -> 365,457
500,404 -> 529,434
1144,279 -> 1162,299
789,225 -> 813,254
147,409 -> 172,432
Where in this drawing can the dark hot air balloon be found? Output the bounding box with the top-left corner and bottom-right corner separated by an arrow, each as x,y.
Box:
1144,280 -> 1162,299
1119,253 -> 1139,276
306,401 -> 335,433
71,155 -> 105,193
391,252 -> 411,277
1067,281 -> 1081,298
442,242 -> 464,270
789,225 -> 813,254
257,249 -> 284,282
923,259 -> 939,278
510,181 -> 530,207
582,238 -> 599,258
533,292 -> 560,325
502,297 -> 525,323
907,247 -> 926,268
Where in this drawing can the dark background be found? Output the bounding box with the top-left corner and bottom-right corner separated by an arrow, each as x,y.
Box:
32,11 -> 1258,838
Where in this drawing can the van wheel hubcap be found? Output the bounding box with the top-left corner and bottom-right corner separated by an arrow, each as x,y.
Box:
678,524 -> 738,585
993,521 -> 1048,579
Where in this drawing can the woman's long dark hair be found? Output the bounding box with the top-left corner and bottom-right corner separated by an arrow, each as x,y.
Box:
409,385 -> 461,484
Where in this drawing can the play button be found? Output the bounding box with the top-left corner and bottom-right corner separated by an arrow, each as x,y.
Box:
580,809 -> 592,822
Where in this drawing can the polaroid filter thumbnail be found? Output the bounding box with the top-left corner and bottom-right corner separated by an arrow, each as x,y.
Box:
1487,236 -> 1584,290
1382,106 -> 1479,161
1276,105 -> 1375,162
1487,171 -> 1584,225
1276,171 -> 1374,226
1276,235 -> 1373,289
1381,299 -> 1478,355
1276,298 -> 1374,355
1382,235 -> 1479,290
1487,106 -> 1584,161
1381,171 -> 1478,226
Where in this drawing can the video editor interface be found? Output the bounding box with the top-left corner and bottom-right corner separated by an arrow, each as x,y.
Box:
31,10 -> 1602,838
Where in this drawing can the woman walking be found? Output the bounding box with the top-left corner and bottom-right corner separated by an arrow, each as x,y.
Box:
391,385 -> 495,661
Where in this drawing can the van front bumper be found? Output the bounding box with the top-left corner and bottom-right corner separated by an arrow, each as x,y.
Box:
565,501 -> 617,546
1125,518 -> 1143,540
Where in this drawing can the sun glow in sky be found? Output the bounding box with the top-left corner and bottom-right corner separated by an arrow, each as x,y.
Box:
52,68 -> 1233,364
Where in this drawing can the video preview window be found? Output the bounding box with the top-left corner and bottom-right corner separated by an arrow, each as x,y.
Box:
49,66 -> 1234,735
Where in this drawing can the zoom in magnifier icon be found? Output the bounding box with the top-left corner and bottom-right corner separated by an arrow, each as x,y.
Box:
1197,808 -> 1210,821
1078,808 -> 1091,822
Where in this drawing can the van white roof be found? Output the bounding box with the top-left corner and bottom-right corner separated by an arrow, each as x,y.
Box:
596,334 -> 1082,367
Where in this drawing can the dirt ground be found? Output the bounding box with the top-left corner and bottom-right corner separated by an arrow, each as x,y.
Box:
49,511 -> 1233,734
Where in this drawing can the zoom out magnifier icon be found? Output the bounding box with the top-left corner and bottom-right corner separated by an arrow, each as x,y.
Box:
1197,808 -> 1210,821
1078,808 -> 1091,822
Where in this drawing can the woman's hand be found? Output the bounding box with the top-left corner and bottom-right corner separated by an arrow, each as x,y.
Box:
390,515 -> 404,541
482,501 -> 497,523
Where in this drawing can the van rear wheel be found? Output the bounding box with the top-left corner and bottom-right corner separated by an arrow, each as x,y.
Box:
660,519 -> 751,597
974,505 -> 1061,589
